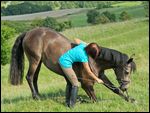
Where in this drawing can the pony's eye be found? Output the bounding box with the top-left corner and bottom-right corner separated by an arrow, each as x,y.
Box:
125,71 -> 129,74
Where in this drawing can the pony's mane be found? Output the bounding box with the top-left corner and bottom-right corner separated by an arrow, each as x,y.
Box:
98,47 -> 129,66
96,47 -> 136,73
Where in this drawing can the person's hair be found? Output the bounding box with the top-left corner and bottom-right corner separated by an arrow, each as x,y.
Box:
85,43 -> 101,59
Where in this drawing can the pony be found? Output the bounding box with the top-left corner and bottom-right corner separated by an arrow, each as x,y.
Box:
9,27 -> 136,103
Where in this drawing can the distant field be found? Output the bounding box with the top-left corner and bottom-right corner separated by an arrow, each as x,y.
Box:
1,4 -> 145,30
58,5 -> 145,27
1,8 -> 88,21
57,11 -> 89,27
1,18 -> 149,112
1,5 -> 145,31
111,1 -> 142,7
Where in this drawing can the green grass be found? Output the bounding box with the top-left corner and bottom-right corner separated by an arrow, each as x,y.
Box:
111,1 -> 142,7
111,5 -> 145,20
57,11 -> 89,27
3,4 -> 145,33
57,5 -> 145,27
1,17 -> 149,111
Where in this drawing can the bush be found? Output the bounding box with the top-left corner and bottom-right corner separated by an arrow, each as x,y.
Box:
58,21 -> 72,31
1,26 -> 16,65
2,21 -> 31,33
42,17 -> 60,31
36,17 -> 72,31
102,11 -> 116,22
87,10 -> 116,24
87,9 -> 100,24
31,18 -> 43,28
119,11 -> 131,21
96,14 -> 110,24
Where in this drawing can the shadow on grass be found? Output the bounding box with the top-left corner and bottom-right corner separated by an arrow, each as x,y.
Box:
2,89 -> 90,105
2,89 -> 117,105
2,95 -> 32,105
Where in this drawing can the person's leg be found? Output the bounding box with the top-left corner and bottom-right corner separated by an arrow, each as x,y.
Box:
61,66 -> 79,87
70,85 -> 78,107
61,66 -> 79,107
65,82 -> 72,107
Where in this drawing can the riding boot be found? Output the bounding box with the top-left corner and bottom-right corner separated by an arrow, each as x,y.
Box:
69,86 -> 78,108
65,84 -> 72,107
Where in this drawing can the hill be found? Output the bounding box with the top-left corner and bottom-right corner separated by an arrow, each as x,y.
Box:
1,18 -> 149,112
1,8 -> 88,21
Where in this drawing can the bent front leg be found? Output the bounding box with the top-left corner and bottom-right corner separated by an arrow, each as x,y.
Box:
100,73 -> 129,101
81,82 -> 97,102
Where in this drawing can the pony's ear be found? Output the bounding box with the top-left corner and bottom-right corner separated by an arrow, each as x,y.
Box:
127,58 -> 133,64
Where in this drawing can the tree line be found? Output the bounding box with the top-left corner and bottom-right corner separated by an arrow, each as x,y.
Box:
87,10 -> 131,24
1,1 -> 114,16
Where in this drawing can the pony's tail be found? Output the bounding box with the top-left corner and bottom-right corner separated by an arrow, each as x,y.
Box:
9,32 -> 26,85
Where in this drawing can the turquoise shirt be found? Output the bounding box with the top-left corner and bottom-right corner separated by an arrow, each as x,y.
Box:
59,43 -> 88,68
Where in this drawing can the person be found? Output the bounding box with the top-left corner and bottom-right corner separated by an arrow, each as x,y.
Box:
59,38 -> 103,107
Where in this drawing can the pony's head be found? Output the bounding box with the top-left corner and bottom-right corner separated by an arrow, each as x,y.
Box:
114,55 -> 136,92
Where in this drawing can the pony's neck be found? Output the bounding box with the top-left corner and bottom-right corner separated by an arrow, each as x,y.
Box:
98,47 -> 129,70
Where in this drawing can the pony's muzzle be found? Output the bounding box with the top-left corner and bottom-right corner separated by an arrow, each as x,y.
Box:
119,80 -> 130,91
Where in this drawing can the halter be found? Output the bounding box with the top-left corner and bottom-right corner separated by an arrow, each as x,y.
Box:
114,63 -> 131,87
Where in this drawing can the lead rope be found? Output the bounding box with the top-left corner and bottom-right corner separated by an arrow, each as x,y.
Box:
77,77 -> 117,90
77,77 -> 133,102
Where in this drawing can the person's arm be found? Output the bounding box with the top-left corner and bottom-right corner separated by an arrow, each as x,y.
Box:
74,38 -> 88,45
82,62 -> 104,84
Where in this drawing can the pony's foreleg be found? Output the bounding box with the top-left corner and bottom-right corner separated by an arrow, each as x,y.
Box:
81,83 -> 97,102
100,73 -> 128,101
26,59 -> 41,100
87,85 -> 97,102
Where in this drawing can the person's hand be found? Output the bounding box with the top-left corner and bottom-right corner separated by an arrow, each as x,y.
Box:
97,79 -> 104,84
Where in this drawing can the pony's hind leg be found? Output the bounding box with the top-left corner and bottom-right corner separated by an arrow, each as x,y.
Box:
33,60 -> 42,96
26,58 -> 41,100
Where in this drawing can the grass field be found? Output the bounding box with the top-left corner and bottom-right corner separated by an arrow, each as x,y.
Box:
1,8 -> 88,21
1,17 -> 149,111
111,1 -> 142,7
57,4 -> 145,27
1,2 -> 145,29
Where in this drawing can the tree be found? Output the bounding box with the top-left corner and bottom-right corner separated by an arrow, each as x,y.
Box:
78,1 -> 84,8
97,3 -> 104,9
143,1 -> 149,17
97,1 -> 112,9
1,2 -> 52,16
119,11 -> 131,21
1,25 -> 16,65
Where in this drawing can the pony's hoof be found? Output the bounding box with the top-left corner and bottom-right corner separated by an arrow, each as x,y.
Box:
126,97 -> 136,103
77,97 -> 89,103
129,98 -> 136,103
33,95 -> 40,100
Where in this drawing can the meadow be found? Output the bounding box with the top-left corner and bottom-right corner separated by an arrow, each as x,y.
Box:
57,2 -> 145,27
1,1 -> 149,112
1,17 -> 149,112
